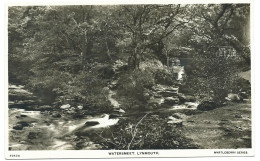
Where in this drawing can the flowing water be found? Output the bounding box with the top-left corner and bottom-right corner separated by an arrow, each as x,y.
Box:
8,84 -> 122,150
8,84 -> 197,150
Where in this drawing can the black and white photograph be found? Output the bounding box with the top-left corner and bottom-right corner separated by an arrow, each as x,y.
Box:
5,0 -> 254,159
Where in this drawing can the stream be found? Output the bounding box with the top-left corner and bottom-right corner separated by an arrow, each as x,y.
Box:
8,84 -> 198,150
8,84 -> 122,150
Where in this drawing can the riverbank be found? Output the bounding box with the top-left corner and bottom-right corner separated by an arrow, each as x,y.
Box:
181,101 -> 251,149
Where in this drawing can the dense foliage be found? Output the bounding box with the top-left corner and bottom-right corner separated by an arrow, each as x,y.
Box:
9,4 -> 250,109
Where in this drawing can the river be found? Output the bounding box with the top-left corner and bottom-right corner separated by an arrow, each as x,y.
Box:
8,84 -> 199,150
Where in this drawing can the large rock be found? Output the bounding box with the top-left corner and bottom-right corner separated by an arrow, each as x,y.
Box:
13,124 -> 24,130
113,108 -> 125,114
178,94 -> 196,103
159,91 -> 178,97
148,97 -> 164,105
109,114 -> 121,119
197,101 -> 216,111
184,102 -> 199,108
238,92 -> 249,99
17,121 -> 30,127
16,114 -> 27,118
37,105 -> 52,111
167,116 -> 183,127
77,105 -> 84,110
84,121 -> 100,127
27,132 -> 38,139
226,93 -> 242,102
52,113 -> 62,118
172,113 -> 187,119
163,97 -> 179,105
60,104 -> 71,109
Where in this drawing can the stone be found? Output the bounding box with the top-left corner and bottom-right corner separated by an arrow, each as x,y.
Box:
73,113 -> 84,119
184,102 -> 199,108
164,97 -> 179,105
109,114 -> 120,119
168,115 -> 183,127
113,108 -> 125,114
84,121 -> 100,127
37,105 -> 52,111
77,105 -> 83,110
17,121 -> 30,127
60,104 -> 71,109
16,114 -> 27,118
167,119 -> 183,127
13,124 -> 23,130
234,115 -> 242,118
197,101 -> 216,111
159,91 -> 178,97
178,95 -> 186,104
172,113 -> 187,119
52,113 -> 62,118
239,92 -> 248,99
148,97 -> 164,105
185,95 -> 196,102
226,93 -> 242,102
178,95 -> 196,103
27,132 -> 38,139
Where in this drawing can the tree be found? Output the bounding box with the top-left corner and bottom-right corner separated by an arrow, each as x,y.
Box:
114,5 -> 189,68
184,4 -> 250,103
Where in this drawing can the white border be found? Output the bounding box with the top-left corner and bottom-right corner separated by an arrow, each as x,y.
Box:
2,0 -> 258,160
5,0 -> 255,6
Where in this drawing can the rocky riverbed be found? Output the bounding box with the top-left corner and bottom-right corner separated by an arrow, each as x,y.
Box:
8,83 -> 251,150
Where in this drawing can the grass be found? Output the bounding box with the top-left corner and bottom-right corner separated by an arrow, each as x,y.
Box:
181,101 -> 251,149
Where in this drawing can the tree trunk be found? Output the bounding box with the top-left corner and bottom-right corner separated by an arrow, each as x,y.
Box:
105,40 -> 112,61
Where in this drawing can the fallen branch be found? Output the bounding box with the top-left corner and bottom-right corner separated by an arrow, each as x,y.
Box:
127,113 -> 149,150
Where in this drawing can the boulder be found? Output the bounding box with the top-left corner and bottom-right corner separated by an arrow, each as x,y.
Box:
178,94 -> 186,104
37,105 -> 52,111
73,113 -> 84,119
84,121 -> 99,127
148,97 -> 164,105
109,114 -> 120,119
172,113 -> 187,119
77,105 -> 83,110
113,108 -> 125,114
52,113 -> 62,118
164,97 -> 179,105
185,95 -> 196,102
16,114 -> 27,118
159,91 -> 178,97
13,124 -> 23,130
197,101 -> 216,111
239,92 -> 248,99
147,102 -> 159,109
225,93 -> 242,102
184,102 -> 199,108
178,94 -> 196,103
17,121 -> 30,127
27,132 -> 38,139
60,104 -> 71,109
167,117 -> 183,127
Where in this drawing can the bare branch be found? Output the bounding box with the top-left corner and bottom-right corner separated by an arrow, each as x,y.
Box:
127,113 -> 149,150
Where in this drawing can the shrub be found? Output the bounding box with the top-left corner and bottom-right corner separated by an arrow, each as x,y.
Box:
116,69 -> 155,108
154,68 -> 177,86
95,114 -> 198,149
